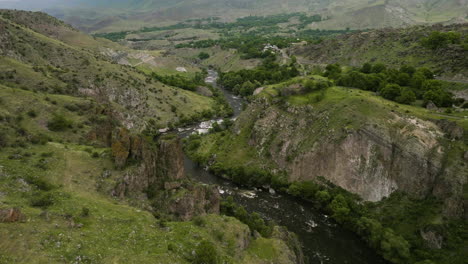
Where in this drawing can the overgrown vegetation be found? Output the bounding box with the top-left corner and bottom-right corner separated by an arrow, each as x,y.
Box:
325,62 -> 460,107
219,56 -> 300,96
221,197 -> 274,238
421,31 -> 463,50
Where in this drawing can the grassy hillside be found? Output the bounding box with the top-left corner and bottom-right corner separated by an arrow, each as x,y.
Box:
0,10 -> 300,263
0,86 -> 295,264
0,9 -> 225,129
292,23 -> 468,81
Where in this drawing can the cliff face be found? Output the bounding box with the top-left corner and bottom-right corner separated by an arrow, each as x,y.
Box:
232,88 -> 466,218
110,128 -> 220,220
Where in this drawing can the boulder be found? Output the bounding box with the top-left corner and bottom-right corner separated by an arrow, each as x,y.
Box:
0,208 -> 25,223
426,101 -> 439,111
196,86 -> 213,97
435,119 -> 464,139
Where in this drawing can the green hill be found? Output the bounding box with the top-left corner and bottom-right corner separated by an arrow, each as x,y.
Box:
292,23 -> 468,81
0,10 -> 301,263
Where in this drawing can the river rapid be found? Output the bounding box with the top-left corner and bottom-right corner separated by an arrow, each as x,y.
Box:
180,70 -> 387,264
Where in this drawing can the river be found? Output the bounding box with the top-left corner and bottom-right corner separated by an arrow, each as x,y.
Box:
181,69 -> 387,264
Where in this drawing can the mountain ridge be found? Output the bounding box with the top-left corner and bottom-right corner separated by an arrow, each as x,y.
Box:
1,0 -> 467,33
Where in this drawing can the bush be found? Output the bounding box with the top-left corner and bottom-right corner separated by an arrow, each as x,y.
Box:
193,215 -> 207,227
27,110 -> 37,118
30,191 -> 56,208
81,207 -> 90,217
194,241 -> 218,264
198,52 -> 210,60
380,84 -> 401,101
0,131 -> 8,147
371,63 -> 386,73
47,113 -> 72,131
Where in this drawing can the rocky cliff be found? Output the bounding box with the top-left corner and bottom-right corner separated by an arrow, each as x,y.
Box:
109,128 -> 220,220
195,86 -> 467,219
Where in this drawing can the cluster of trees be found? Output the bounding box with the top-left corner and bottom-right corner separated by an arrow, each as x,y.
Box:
221,196 -> 274,237
177,35 -> 297,59
96,13 -> 322,43
287,181 -> 411,263
204,12 -> 321,31
326,63 -> 456,107
151,72 -> 205,91
219,57 -> 300,96
421,31 -> 462,50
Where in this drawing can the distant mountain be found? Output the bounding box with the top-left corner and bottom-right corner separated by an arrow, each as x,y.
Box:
1,0 -> 467,32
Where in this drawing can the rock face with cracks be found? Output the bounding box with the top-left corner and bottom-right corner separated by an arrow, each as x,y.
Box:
230,91 -> 466,218
110,128 -> 220,220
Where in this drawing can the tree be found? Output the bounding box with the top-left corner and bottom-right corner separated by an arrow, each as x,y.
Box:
361,62 -> 372,74
409,72 -> 427,89
324,63 -> 342,79
239,81 -> 256,96
380,229 -> 410,263
371,63 -> 386,73
421,79 -> 454,107
423,89 -> 453,107
399,65 -> 416,76
396,88 -> 416,104
316,190 -> 331,205
395,72 -> 410,86
416,67 -> 434,79
329,194 -> 350,224
422,31 -> 461,50
380,84 -> 401,101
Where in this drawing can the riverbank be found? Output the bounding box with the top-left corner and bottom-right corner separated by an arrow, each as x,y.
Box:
180,69 -> 388,264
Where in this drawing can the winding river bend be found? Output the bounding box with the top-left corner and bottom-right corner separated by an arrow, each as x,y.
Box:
181,70 -> 386,264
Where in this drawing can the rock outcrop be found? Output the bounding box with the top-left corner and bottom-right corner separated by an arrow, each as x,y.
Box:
231,92 -> 466,218
110,128 -> 220,220
0,208 -> 25,223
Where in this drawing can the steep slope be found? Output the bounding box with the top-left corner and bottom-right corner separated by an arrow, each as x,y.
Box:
186,76 -> 467,263
292,23 -> 468,81
0,10 -> 302,263
0,9 -> 219,130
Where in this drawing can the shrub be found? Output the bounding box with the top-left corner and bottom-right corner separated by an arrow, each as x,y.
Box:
30,191 -> 56,208
193,215 -> 207,227
81,207 -> 90,217
167,243 -> 176,252
29,133 -> 50,145
361,62 -> 372,74
194,240 -> 218,264
198,52 -> 210,60
0,131 -> 8,147
47,113 -> 72,131
27,110 -> 37,118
